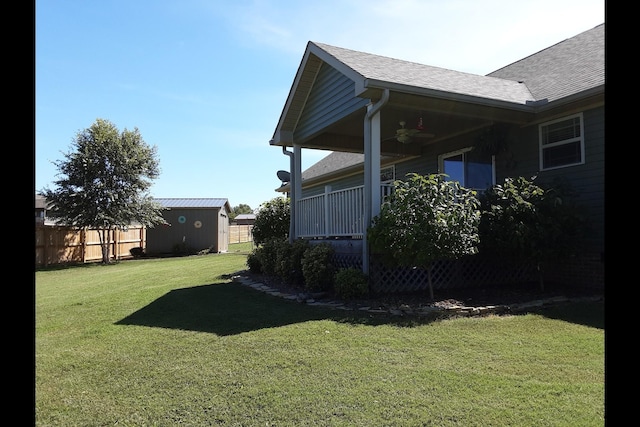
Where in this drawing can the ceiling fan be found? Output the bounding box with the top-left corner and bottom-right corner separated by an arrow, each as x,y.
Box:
384,120 -> 435,144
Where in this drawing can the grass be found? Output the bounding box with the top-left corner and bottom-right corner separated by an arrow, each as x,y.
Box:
36,242 -> 604,426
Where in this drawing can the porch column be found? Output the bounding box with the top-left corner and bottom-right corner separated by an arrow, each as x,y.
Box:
293,144 -> 302,240
362,89 -> 388,274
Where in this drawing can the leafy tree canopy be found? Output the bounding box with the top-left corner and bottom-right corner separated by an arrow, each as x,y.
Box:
40,118 -> 166,263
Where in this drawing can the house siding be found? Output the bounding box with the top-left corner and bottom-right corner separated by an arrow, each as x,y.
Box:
301,173 -> 364,198
302,104 -> 603,255
498,106 -> 604,255
294,63 -> 369,142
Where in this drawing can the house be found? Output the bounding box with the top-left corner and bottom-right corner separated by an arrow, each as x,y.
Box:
269,24 -> 604,291
234,213 -> 256,225
146,198 -> 232,255
35,193 -> 48,225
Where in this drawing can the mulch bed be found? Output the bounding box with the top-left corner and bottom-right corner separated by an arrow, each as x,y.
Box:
241,271 -> 603,310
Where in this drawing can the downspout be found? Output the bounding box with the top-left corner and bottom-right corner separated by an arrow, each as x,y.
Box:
282,146 -> 295,244
362,89 -> 389,274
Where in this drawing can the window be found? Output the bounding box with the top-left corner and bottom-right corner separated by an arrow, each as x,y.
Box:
439,147 -> 494,191
380,165 -> 395,183
539,113 -> 584,170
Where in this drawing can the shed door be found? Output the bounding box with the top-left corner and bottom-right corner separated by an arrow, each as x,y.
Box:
218,212 -> 229,252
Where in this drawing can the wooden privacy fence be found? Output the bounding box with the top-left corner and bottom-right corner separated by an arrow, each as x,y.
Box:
229,224 -> 253,244
35,225 -> 146,267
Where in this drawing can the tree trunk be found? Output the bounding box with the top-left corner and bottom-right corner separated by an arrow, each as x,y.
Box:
98,227 -> 112,264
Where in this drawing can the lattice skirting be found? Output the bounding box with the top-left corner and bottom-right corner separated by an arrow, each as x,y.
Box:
333,252 -> 538,294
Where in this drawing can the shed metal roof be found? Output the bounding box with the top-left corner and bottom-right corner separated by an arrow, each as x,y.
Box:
153,198 -> 229,209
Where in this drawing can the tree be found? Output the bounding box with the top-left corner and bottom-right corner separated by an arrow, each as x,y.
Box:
367,173 -> 481,299
251,197 -> 290,246
229,203 -> 253,222
477,176 -> 587,291
40,118 -> 167,264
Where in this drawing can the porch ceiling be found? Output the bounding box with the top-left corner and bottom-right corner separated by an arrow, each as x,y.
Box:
294,94 -> 535,156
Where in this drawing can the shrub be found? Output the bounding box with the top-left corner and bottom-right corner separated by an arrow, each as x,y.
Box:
246,251 -> 262,273
254,238 -> 286,276
301,243 -> 335,292
334,268 -> 368,300
252,197 -> 290,246
129,247 -> 144,258
274,239 -> 309,287
367,173 -> 480,299
477,175 -> 587,291
172,242 -> 194,256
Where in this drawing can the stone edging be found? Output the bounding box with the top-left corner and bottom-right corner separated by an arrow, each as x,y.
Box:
232,274 -> 604,319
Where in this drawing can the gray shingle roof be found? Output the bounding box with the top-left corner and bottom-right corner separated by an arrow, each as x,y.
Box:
301,152 -> 364,181
294,23 -> 605,182
487,24 -> 604,102
153,198 -> 229,209
312,42 -> 535,105
311,23 -> 603,107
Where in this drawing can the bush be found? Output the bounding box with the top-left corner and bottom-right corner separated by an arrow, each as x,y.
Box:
477,175 -> 587,291
246,251 -> 262,273
274,239 -> 309,286
334,268 -> 368,300
129,247 -> 144,258
301,243 -> 335,292
252,197 -> 290,246
252,238 -> 288,276
172,242 -> 195,256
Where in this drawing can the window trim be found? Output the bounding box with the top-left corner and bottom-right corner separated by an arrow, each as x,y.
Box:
539,113 -> 585,171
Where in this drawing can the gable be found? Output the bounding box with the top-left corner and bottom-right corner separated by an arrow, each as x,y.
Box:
294,63 -> 369,144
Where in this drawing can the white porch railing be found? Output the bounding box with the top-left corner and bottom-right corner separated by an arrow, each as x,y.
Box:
296,184 -> 394,239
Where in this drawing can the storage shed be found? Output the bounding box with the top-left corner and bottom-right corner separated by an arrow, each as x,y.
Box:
146,198 -> 231,255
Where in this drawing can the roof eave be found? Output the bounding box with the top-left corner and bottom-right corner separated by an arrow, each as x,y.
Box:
360,79 -> 538,112
533,85 -> 605,112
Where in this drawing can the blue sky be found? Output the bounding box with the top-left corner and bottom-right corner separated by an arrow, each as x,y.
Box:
35,0 -> 605,211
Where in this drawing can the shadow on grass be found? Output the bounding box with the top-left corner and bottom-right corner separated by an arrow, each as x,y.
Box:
115,281 -> 604,335
115,282 -> 388,336
525,300 -> 604,329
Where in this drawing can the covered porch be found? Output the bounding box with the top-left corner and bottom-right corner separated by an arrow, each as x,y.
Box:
268,41 -> 535,273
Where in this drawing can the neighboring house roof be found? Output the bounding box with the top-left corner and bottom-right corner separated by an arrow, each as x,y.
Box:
301,152 -> 364,181
235,214 -> 256,220
35,194 -> 49,209
153,198 -> 230,209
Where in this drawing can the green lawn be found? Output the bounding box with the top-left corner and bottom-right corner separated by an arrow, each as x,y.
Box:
35,243 -> 605,426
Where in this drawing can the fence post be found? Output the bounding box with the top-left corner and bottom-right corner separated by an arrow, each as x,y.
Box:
44,226 -> 50,267
114,228 -> 119,260
81,228 -> 86,263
